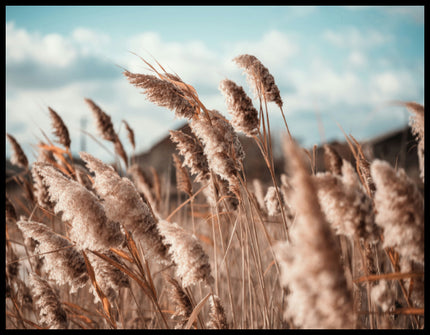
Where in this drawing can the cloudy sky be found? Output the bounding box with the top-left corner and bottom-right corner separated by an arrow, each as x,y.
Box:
6,6 -> 424,163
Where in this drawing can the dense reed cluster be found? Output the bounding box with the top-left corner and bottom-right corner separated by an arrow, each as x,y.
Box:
5,53 -> 424,329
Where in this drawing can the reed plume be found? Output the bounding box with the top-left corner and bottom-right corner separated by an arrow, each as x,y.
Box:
233,54 -> 283,108
276,138 -> 355,329
264,186 -> 283,216
122,120 -> 136,150
85,98 -> 128,167
312,164 -> 379,242
124,71 -> 196,119
190,110 -> 244,197
79,152 -> 169,263
252,178 -> 267,213
6,133 -> 28,169
48,107 -> 71,148
33,162 -> 124,251
87,251 -> 130,303
157,220 -> 213,288
172,154 -> 192,196
405,102 -> 424,182
31,166 -> 54,211
165,275 -> 193,329
29,273 -> 68,329
127,164 -> 157,211
370,160 -> 424,264
323,144 -> 343,175
17,220 -> 89,292
219,78 -> 259,136
207,294 -> 228,329
169,129 -> 209,183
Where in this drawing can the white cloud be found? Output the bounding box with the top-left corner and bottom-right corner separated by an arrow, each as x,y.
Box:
348,50 -> 367,67
6,21 -> 77,67
72,27 -> 111,56
323,27 -> 392,49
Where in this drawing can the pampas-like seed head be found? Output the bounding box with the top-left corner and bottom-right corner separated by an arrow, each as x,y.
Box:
158,219 -> 213,288
276,138 -> 355,329
233,54 -> 283,108
323,144 -> 343,175
80,152 -> 169,263
85,98 -> 117,142
371,159 -> 424,264
33,162 -> 124,251
29,273 -> 68,329
264,186 -> 283,216
207,294 -> 228,329
32,166 -> 54,211
165,274 -> 193,329
405,102 -> 424,182
6,133 -> 28,169
169,129 -> 209,183
219,79 -> 259,136
124,71 -> 196,119
122,120 -> 136,150
48,107 -> 71,148
17,220 -> 89,292
172,154 -> 192,196
87,251 -> 130,303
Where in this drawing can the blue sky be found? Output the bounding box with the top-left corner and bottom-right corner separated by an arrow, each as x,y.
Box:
6,6 -> 424,163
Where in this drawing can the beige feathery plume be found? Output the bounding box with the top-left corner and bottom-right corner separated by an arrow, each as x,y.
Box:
190,110 -> 244,197
17,220 -> 89,292
87,251 -> 130,303
127,164 -> 157,211
33,162 -> 124,251
158,220 -> 213,288
32,166 -> 54,211
206,294 -> 228,329
6,133 -> 28,169
276,138 -> 355,329
323,144 -> 343,175
219,78 -> 259,136
48,107 -> 71,148
80,152 -> 169,263
29,273 -> 68,329
122,120 -> 136,150
124,71 -> 196,119
233,54 -> 283,108
312,166 -> 379,242
370,159 -> 424,264
169,129 -> 209,183
264,186 -> 283,216
405,102 -> 424,182
165,275 -> 193,329
73,164 -> 93,190
85,98 -> 128,167
172,154 -> 192,196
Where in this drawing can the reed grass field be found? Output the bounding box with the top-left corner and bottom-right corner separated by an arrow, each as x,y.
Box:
5,54 -> 425,329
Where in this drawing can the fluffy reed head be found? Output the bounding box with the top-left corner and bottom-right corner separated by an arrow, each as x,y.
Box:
405,102 -> 424,182
370,159 -> 424,264
122,120 -> 136,150
80,152 -> 169,263
157,220 -> 213,288
264,186 -> 283,216
169,129 -> 209,183
17,220 -> 89,292
31,165 -> 54,211
33,162 -> 124,251
6,133 -> 28,169
48,107 -> 71,148
29,273 -> 68,329
323,144 -> 343,175
85,98 -> 117,142
277,138 -> 355,329
219,78 -> 259,137
172,153 -> 192,196
207,294 -> 228,329
233,54 -> 283,108
124,71 -> 196,119
165,275 -> 193,329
